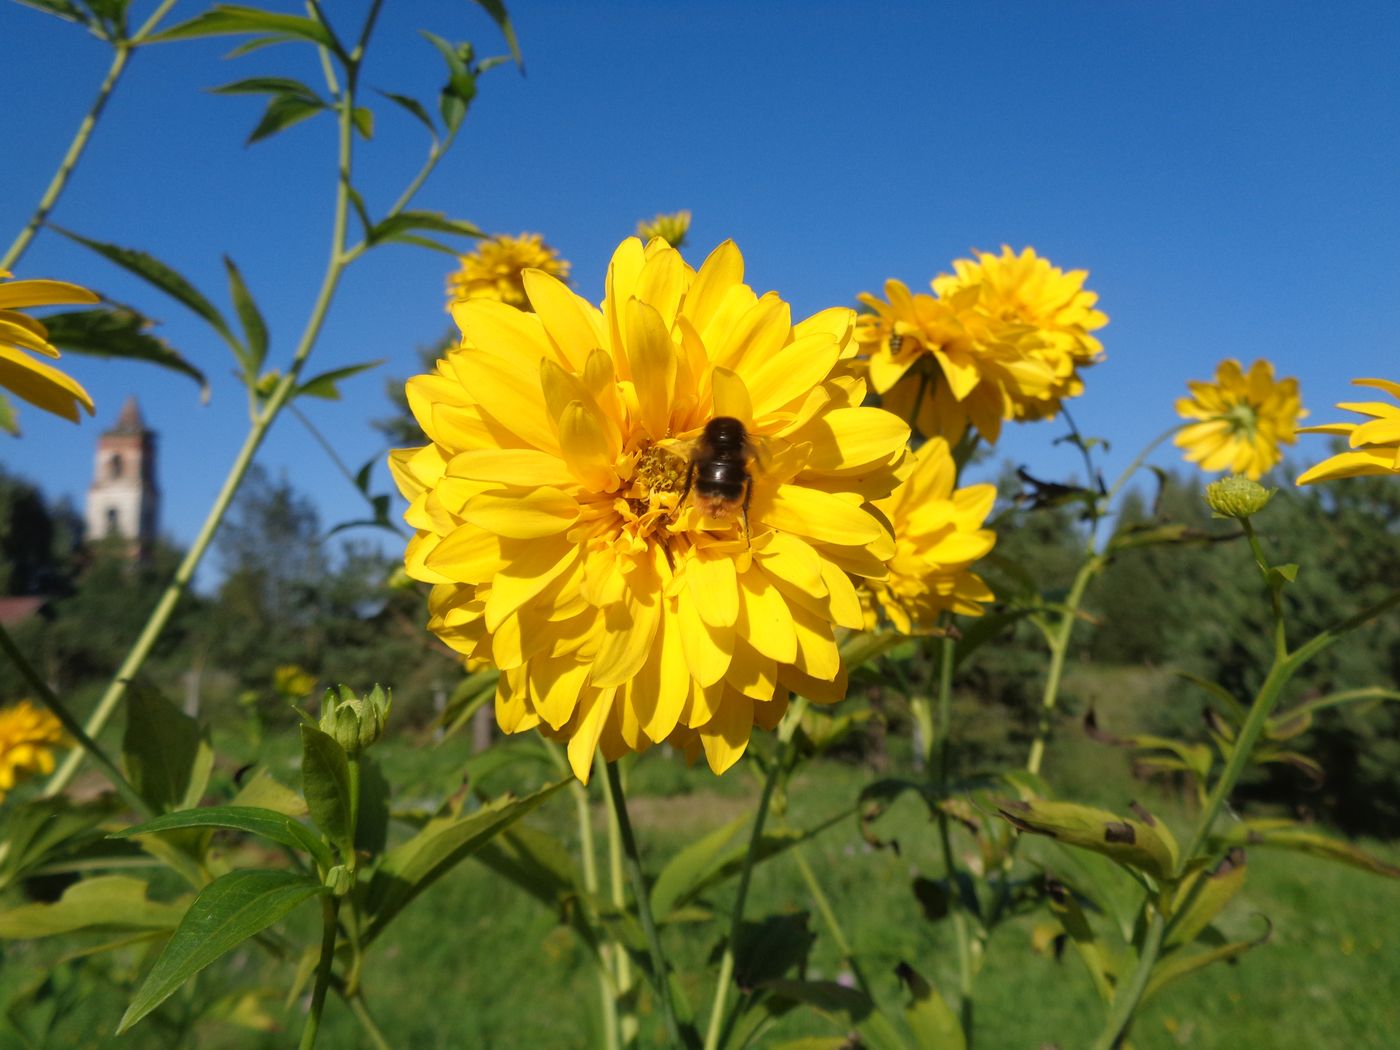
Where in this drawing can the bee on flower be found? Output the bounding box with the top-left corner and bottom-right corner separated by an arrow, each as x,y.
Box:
393,237 -> 911,779
0,271 -> 99,434
1296,378 -> 1400,485
0,700 -> 68,802
445,233 -> 570,311
854,247 -> 1107,444
1174,358 -> 1305,480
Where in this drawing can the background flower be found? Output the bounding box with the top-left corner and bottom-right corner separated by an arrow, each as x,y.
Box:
445,234 -> 571,311
861,437 -> 996,632
0,272 -> 99,434
0,700 -> 68,802
395,238 -> 910,780
1296,377 -> 1400,484
1174,358 -> 1305,479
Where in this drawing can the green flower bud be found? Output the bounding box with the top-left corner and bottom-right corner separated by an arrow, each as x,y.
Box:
325,864 -> 354,897
318,684 -> 392,757
1204,476 -> 1275,520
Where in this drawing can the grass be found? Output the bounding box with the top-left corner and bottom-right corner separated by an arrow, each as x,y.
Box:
3,664 -> 1399,1048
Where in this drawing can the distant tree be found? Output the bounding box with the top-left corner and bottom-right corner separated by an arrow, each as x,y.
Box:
0,466 -> 81,596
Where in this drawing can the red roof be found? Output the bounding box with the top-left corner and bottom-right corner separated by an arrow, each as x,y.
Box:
0,596 -> 48,626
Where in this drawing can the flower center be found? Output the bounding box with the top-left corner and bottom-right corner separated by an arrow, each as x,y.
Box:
1224,401 -> 1259,437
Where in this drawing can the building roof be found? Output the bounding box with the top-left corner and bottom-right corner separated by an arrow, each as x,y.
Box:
0,596 -> 48,626
104,396 -> 149,437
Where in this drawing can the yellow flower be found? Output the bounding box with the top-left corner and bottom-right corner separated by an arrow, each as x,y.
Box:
273,664 -> 317,699
445,234 -> 570,311
861,438 -> 996,632
1174,358 -> 1305,480
393,238 -> 910,780
1296,378 -> 1400,485
0,700 -> 68,802
932,246 -> 1107,422
854,247 -> 1104,443
636,210 -> 692,248
0,271 -> 99,433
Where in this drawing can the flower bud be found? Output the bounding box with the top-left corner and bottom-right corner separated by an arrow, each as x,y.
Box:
318,684 -> 392,757
636,209 -> 692,248
1204,476 -> 1275,519
325,864 -> 354,897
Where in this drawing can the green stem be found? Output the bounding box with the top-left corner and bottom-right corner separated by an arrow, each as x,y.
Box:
598,753 -> 638,1046
1102,424 -> 1184,506
2,43 -> 131,272
44,60 -> 362,800
0,622 -> 151,815
602,760 -> 683,1049
1242,519 -> 1287,661
934,634 -> 975,1043
128,0 -> 182,44
1025,555 -> 1103,776
703,700 -> 805,1050
299,894 -> 340,1050
574,775 -> 620,1050
344,991 -> 394,1050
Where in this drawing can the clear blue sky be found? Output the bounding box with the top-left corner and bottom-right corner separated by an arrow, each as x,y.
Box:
5,1 -> 1399,579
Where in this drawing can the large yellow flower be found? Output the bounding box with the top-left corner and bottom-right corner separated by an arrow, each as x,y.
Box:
854,247 -> 1105,443
1296,378 -> 1400,485
445,234 -> 570,311
932,246 -> 1107,422
0,700 -> 68,802
861,438 -> 996,633
1174,358 -> 1305,480
0,271 -> 98,433
394,238 -> 910,780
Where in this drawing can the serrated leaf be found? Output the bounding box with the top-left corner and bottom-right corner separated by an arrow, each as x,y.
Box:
0,876 -> 185,939
1213,820 -> 1400,878
247,94 -> 327,145
997,798 -> 1178,882
295,359 -> 385,400
117,870 -> 326,1033
300,725 -> 352,859
472,0 -> 523,69
38,307 -> 209,400
363,779 -> 568,939
209,76 -> 321,102
123,682 -> 213,814
223,256 -> 268,375
377,90 -> 437,138
147,5 -> 335,47
114,806 -> 333,872
351,106 -> 374,139
51,227 -> 237,349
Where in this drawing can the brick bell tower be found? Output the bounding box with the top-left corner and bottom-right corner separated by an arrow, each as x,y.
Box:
85,396 -> 159,560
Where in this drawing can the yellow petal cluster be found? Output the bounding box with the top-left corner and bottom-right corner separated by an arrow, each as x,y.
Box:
0,700 -> 68,802
0,271 -> 99,432
1296,378 -> 1400,485
1174,358 -> 1305,480
394,238 -> 910,781
861,438 -> 996,633
855,247 -> 1106,443
445,234 -> 570,311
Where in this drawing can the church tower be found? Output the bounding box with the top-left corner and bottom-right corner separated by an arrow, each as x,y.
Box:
85,396 -> 159,559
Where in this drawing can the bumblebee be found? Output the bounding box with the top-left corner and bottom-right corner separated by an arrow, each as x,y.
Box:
888,331 -> 904,355
679,416 -> 754,536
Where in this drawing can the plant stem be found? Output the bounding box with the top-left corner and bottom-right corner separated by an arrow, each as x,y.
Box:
573,774 -> 620,1050
703,700 -> 805,1050
0,622 -> 150,814
933,634 -> 975,1043
602,760 -> 683,1049
598,753 -> 638,1046
44,58 -> 361,800
1025,555 -> 1102,776
345,991 -> 394,1050
1241,519 -> 1287,661
299,894 -> 340,1050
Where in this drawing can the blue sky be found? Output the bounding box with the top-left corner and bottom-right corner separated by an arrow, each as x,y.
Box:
5,1 -> 1399,580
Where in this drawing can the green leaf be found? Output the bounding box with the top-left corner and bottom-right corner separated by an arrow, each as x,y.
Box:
230,767 -> 307,817
472,0 -> 524,69
117,869 -> 326,1033
421,31 -> 477,125
351,106 -> 374,139
377,90 -> 437,139
364,779 -> 568,939
733,912 -> 815,989
1213,820 -> 1400,878
1167,849 -> 1246,950
895,962 -> 965,1050
223,256 -> 268,376
12,0 -> 92,27
649,814 -> 747,920
209,76 -> 322,102
123,682 -> 213,813
38,307 -> 210,400
147,5 -> 335,48
1143,920 -> 1270,1005
1045,879 -> 1116,1002
0,391 -> 17,435
996,798 -> 1178,882
246,93 -> 327,145
295,359 -> 385,400
355,756 -> 390,859
51,227 -> 238,350
0,876 -> 185,939
1107,522 -> 1210,553
0,796 -> 123,890
368,210 -> 485,246
114,806 -> 333,872
300,725 -> 352,859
